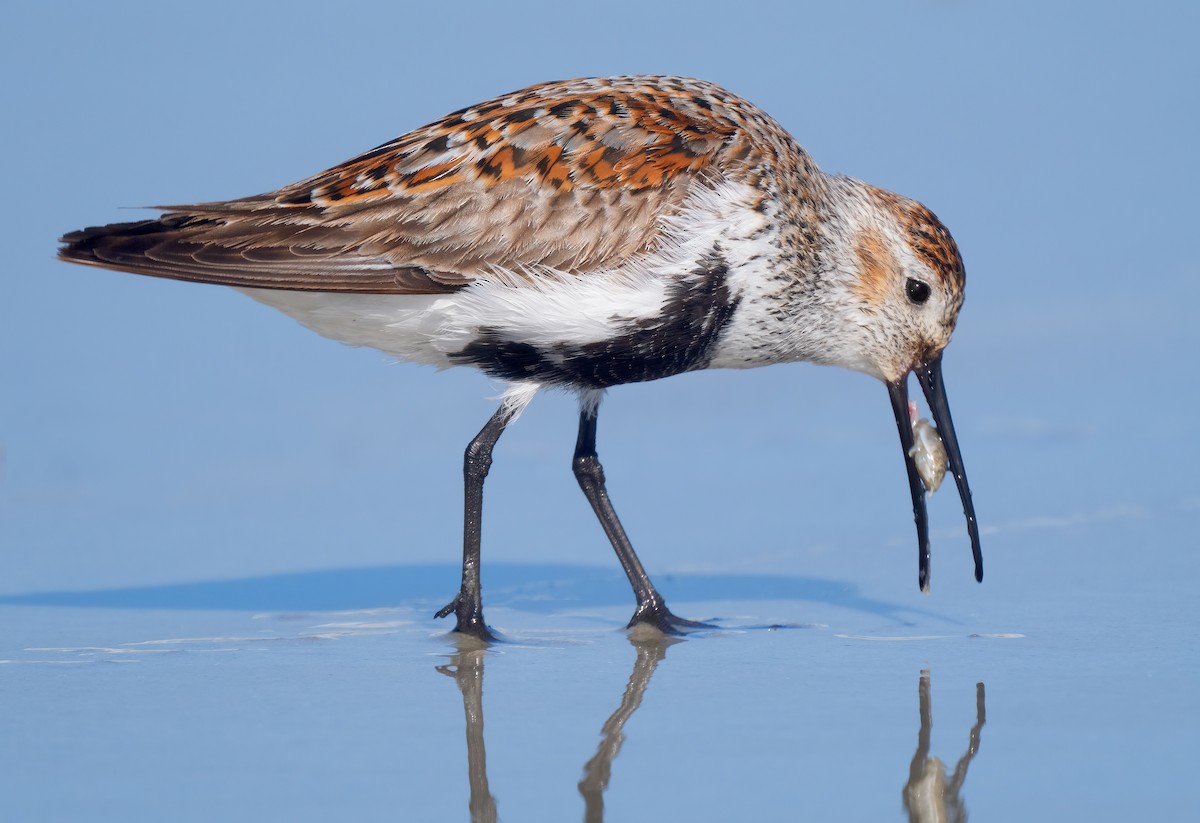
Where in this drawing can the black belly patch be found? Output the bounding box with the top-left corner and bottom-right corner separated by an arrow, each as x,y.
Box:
451,252 -> 740,389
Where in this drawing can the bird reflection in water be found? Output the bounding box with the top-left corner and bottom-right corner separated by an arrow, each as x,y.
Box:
577,635 -> 677,822
436,640 -> 498,823
437,634 -> 675,822
903,670 -> 986,823
439,646 -> 986,821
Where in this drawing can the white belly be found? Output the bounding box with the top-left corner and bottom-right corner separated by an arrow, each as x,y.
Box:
238,268 -> 671,370
239,288 -> 457,366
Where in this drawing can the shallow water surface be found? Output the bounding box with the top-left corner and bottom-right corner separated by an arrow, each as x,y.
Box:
4,507 -> 1197,822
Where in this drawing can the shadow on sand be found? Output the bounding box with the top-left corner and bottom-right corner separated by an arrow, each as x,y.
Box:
0,563 -> 949,624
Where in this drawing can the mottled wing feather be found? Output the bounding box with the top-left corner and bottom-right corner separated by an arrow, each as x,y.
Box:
60,76 -> 763,293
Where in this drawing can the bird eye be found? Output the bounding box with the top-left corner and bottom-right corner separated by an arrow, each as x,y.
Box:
906,278 -> 932,305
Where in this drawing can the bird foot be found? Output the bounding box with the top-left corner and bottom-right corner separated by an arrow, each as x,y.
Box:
435,593 -> 498,642
627,600 -> 715,636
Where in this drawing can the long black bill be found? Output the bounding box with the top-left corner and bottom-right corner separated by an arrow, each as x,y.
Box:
887,353 -> 984,592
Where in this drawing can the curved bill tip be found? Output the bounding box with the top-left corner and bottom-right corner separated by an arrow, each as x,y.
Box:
915,353 -> 984,584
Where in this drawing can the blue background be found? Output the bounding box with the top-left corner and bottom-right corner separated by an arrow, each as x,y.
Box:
3,2 -> 1198,820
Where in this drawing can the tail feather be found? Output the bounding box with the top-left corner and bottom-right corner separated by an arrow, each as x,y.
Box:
59,215 -> 212,275
56,213 -> 463,294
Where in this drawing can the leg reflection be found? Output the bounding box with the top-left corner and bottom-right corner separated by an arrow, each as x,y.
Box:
903,670 -> 986,823
436,641 -> 498,823
578,636 -> 678,823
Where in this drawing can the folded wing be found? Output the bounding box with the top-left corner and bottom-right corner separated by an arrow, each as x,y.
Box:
60,76 -> 756,294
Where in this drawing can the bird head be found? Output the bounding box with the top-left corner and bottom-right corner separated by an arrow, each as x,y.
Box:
824,179 -> 982,591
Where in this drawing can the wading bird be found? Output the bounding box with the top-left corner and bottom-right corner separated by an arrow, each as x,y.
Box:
60,76 -> 982,640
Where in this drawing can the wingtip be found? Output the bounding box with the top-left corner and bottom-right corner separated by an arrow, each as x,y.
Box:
56,225 -> 100,264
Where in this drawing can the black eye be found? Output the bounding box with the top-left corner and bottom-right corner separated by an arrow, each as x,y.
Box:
906,278 -> 932,305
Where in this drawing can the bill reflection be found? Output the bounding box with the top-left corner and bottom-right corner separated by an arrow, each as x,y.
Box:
903,670 -> 986,822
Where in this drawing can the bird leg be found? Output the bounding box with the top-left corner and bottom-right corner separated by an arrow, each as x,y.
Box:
436,404 -> 516,641
572,404 -> 710,634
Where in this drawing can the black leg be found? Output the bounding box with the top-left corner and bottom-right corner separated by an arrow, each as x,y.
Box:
572,404 -> 711,634
436,404 -> 515,641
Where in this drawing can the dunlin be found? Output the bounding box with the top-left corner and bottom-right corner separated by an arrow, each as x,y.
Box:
60,75 -> 982,639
